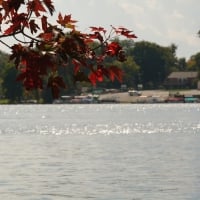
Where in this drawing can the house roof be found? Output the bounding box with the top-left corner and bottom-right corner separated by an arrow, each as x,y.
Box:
168,71 -> 198,79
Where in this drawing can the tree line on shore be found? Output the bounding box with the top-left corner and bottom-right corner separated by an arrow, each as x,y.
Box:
0,40 -> 200,103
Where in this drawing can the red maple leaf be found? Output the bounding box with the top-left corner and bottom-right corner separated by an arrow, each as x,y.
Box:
29,19 -> 40,34
89,32 -> 103,42
90,26 -> 106,33
88,71 -> 98,85
108,66 -> 123,82
114,27 -> 137,38
88,67 -> 109,85
4,12 -> 28,35
41,16 -> 48,32
47,75 -> 66,99
57,13 -> 77,28
7,0 -> 25,12
106,42 -> 122,56
121,30 -> 137,38
38,32 -> 54,41
10,44 -> 24,68
43,0 -> 55,15
27,0 -> 46,17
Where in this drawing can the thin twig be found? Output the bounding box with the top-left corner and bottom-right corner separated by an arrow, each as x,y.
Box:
0,39 -> 11,49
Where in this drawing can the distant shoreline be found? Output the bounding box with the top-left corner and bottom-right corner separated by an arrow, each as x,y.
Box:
98,89 -> 200,103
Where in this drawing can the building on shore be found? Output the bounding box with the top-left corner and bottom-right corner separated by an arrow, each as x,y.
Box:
164,71 -> 199,89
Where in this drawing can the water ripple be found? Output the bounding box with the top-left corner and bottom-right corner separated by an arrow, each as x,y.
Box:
1,121 -> 199,135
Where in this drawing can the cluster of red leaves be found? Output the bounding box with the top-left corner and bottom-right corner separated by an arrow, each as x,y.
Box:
0,0 -> 137,98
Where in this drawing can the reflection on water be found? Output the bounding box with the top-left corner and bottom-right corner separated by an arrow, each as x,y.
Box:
1,104 -> 200,135
0,104 -> 200,199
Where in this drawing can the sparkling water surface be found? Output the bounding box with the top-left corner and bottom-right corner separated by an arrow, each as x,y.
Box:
0,104 -> 200,199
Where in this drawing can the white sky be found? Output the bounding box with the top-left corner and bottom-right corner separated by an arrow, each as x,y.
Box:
54,0 -> 200,59
1,0 -> 199,60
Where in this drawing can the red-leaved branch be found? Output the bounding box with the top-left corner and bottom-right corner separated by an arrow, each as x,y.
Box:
0,0 -> 137,98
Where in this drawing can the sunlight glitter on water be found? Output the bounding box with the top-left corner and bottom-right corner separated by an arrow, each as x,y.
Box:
1,120 -> 200,135
11,121 -> 199,135
0,104 -> 200,199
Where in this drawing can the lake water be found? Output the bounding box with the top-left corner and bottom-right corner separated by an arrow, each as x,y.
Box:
0,104 -> 200,200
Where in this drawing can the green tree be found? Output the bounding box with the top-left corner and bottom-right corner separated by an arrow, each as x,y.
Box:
132,41 -> 177,89
187,52 -> 200,71
112,56 -> 140,88
2,67 -> 23,103
0,51 -> 15,98
177,58 -> 187,71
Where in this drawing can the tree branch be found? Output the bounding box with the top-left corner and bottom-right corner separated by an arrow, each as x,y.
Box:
0,39 -> 11,49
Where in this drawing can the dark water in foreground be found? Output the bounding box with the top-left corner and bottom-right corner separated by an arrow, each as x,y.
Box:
0,104 -> 200,200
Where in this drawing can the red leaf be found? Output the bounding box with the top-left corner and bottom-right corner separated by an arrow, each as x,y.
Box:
4,25 -> 15,35
7,0 -> 25,12
88,68 -> 104,85
88,72 -> 97,85
27,0 -> 46,17
89,32 -> 103,42
90,26 -> 106,33
39,54 -> 54,75
4,13 -> 28,35
72,59 -> 81,75
43,0 -> 55,15
34,0 -> 46,12
57,13 -> 77,27
10,44 -> 24,68
108,66 -> 123,82
121,30 -> 137,38
41,16 -> 48,32
114,26 -> 137,38
96,69 -> 104,82
38,32 -> 53,41
106,42 -> 122,56
29,19 -> 40,34
47,75 -> 66,99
